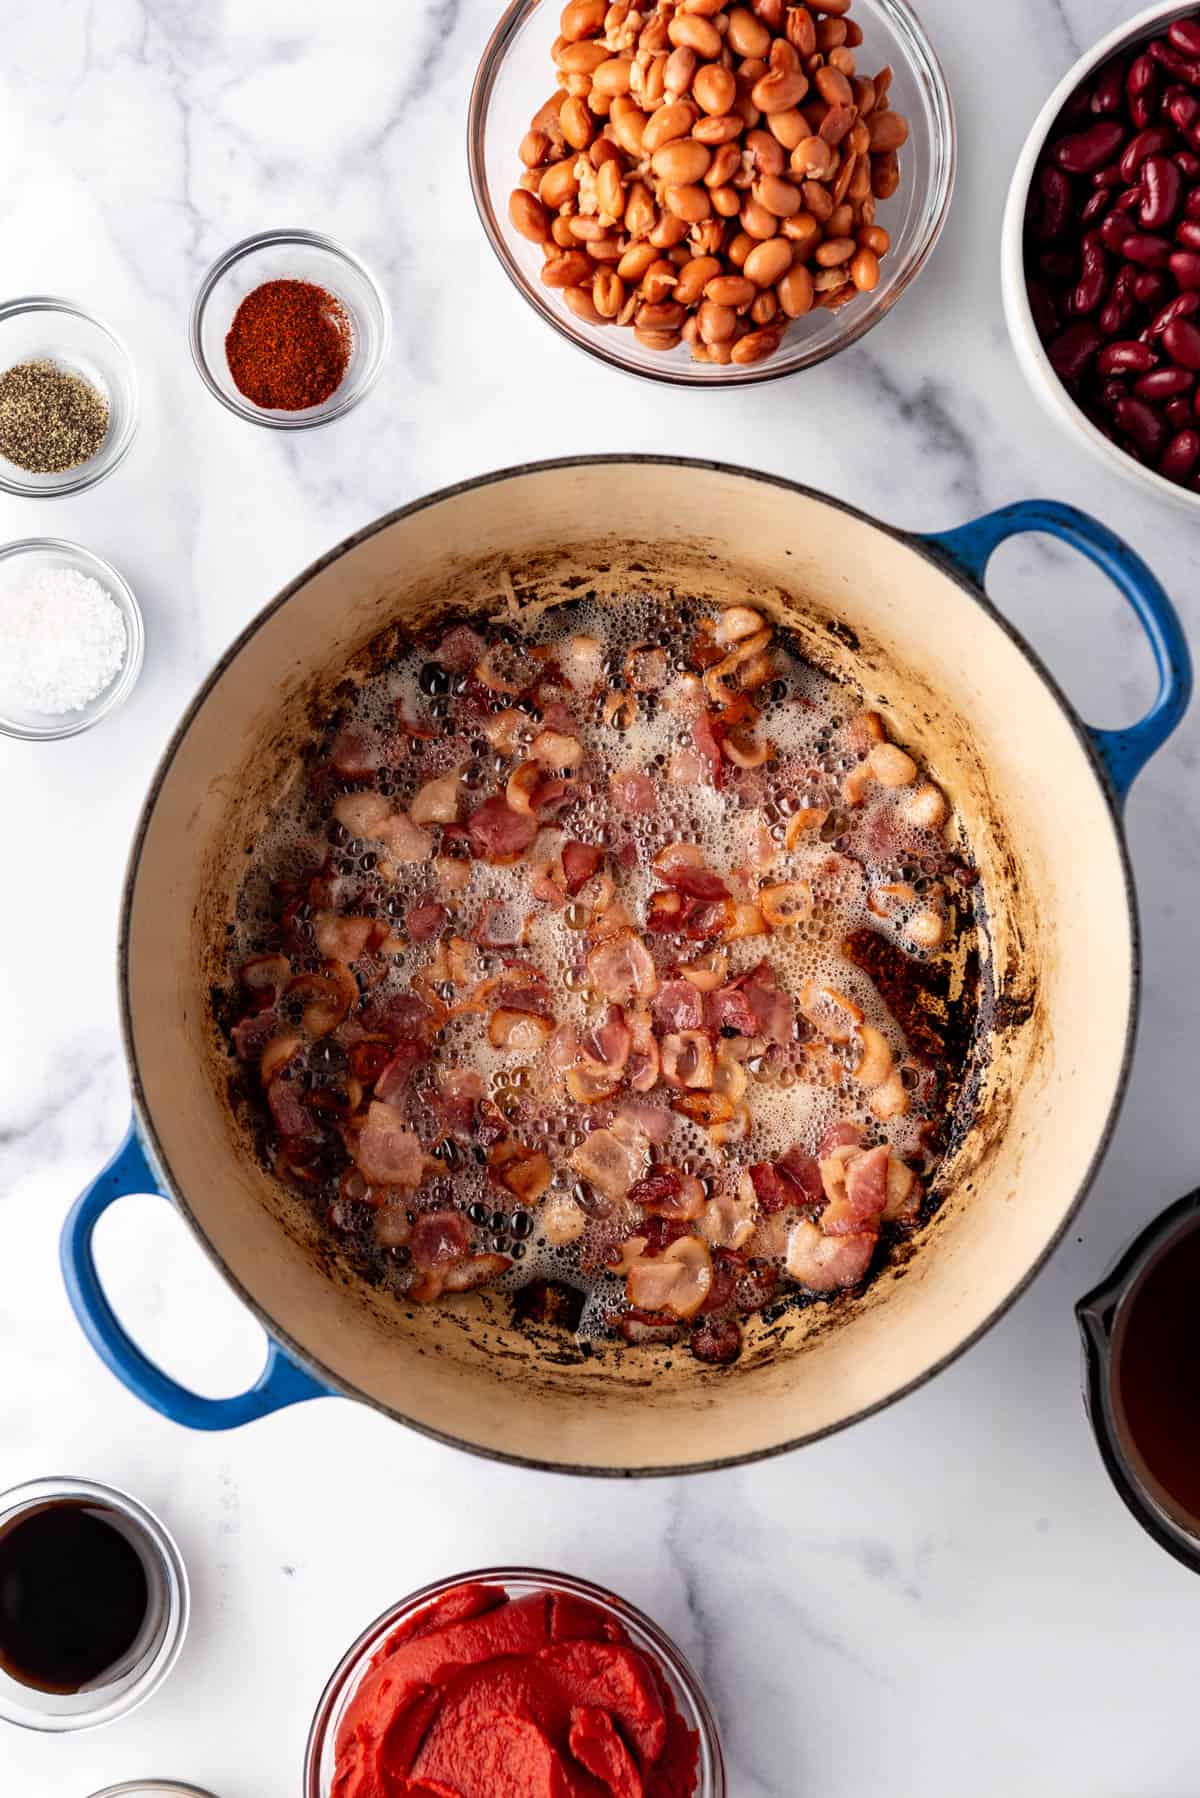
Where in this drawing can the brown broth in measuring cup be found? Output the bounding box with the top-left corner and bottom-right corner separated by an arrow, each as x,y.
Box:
1112,1220 -> 1200,1533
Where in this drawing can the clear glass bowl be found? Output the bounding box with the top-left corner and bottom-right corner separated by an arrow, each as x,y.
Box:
89,1786 -> 219,1797
305,1567 -> 726,1795
0,538 -> 145,741
0,1477 -> 189,1734
468,0 -> 955,387
0,298 -> 139,496
189,230 -> 391,428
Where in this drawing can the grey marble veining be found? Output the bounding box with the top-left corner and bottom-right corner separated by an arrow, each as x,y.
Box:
2,2 -> 1199,1794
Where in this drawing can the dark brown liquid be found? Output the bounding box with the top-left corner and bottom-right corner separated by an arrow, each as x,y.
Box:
0,1501 -> 150,1693
1115,1221 -> 1200,1526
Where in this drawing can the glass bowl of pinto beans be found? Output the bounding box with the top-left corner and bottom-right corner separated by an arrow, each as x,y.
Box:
1003,3 -> 1200,509
468,0 -> 955,386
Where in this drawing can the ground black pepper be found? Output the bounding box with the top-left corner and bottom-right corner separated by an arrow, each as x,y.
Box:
0,360 -> 109,473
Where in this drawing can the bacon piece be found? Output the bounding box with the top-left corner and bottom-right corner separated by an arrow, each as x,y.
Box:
614,1095 -> 672,1143
610,770 -> 656,815
586,930 -> 658,1004
822,1143 -> 890,1236
703,985 -> 759,1037
571,1121 -> 650,1203
701,1177 -> 757,1250
329,729 -> 382,778
653,843 -> 730,901
239,954 -> 291,1007
691,1315 -> 743,1365
531,776 -> 577,819
406,901 -> 447,944
466,796 -> 539,862
488,1138 -> 553,1204
653,979 -> 704,1033
691,708 -> 723,786
488,1009 -> 554,1051
435,1067 -> 482,1139
660,1031 -> 716,1092
776,1145 -> 823,1206
616,1309 -> 681,1346
377,811 -> 434,864
583,1004 -> 631,1074
267,1076 -> 321,1146
748,1162 -> 791,1215
625,1005 -> 660,1094
562,840 -> 603,895
476,963 -> 553,1014
410,771 -> 462,827
286,963 -> 356,1038
410,1209 -> 469,1269
668,747 -> 704,786
786,1219 -> 876,1292
313,913 -> 376,962
232,1008 -> 281,1062
738,961 -> 794,1046
626,1236 -> 713,1319
629,1169 -> 707,1221
433,623 -> 486,671
352,1102 -> 428,1189
332,790 -> 392,840
884,1154 -> 922,1225
561,634 -> 604,694
817,1121 -> 864,1156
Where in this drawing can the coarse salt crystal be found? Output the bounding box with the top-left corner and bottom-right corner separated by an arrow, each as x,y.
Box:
0,564 -> 127,715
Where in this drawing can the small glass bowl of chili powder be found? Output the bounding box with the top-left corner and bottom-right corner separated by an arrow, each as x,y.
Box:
189,230 -> 390,429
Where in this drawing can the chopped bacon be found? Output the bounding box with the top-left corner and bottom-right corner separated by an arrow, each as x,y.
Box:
822,1143 -> 890,1236
668,748 -> 704,786
748,1163 -> 791,1215
654,843 -> 730,901
314,913 -> 376,962
737,961 -> 794,1046
610,770 -> 656,815
616,1309 -> 681,1347
267,1076 -> 321,1146
232,1008 -> 281,1062
406,901 -> 447,944
286,963 -> 356,1038
584,1004 -> 632,1074
660,1031 -> 716,1091
703,985 -> 759,1037
614,1095 -> 673,1143
571,1119 -> 650,1203
653,980 -> 704,1033
377,811 -> 433,864
818,1121 -> 865,1155
332,790 -> 392,840
466,796 -> 539,862
531,776 -> 577,819
434,624 -> 486,672
786,1219 -> 876,1293
410,1209 -> 469,1269
435,1067 -> 482,1138
330,729 -> 381,778
586,931 -> 658,1004
691,708 -> 723,786
488,1138 -> 552,1204
240,954 -> 291,1007
776,1146 -> 823,1206
359,990 -> 435,1042
562,840 -> 603,895
691,1315 -> 743,1365
351,1102 -> 428,1189
629,1169 -> 706,1221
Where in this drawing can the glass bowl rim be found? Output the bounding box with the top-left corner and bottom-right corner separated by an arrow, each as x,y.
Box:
303,1565 -> 726,1795
467,0 -> 957,389
0,536 -> 146,741
0,295 -> 139,497
188,228 -> 393,430
0,1475 -> 189,1732
1001,0 -> 1200,512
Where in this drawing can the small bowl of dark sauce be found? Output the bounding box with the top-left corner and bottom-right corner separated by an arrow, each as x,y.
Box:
0,1477 -> 188,1731
1078,1192 -> 1200,1571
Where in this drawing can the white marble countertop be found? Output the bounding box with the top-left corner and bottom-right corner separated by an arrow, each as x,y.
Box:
2,1 -> 1199,1793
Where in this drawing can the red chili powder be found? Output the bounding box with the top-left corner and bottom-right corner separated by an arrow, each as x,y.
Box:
224,278 -> 352,411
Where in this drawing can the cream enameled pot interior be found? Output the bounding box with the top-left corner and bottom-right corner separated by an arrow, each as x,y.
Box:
123,461 -> 1134,1472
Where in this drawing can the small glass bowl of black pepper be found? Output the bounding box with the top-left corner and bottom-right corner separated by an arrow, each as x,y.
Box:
190,230 -> 391,429
0,1476 -> 188,1732
0,298 -> 139,497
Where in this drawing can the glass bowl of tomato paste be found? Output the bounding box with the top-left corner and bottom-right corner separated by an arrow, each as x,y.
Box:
304,1567 -> 726,1797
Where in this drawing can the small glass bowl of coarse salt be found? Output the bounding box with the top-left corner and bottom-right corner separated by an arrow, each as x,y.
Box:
0,539 -> 144,740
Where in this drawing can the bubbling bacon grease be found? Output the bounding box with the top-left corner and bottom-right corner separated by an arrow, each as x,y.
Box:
224,597 -> 973,1361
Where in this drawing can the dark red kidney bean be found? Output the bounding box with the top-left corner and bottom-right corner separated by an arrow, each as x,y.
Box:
1054,120 -> 1128,174
1141,154 -> 1184,226
1116,395 -> 1170,455
1178,149 -> 1200,178
1135,364 -> 1195,398
1098,339 -> 1158,374
1063,83 -> 1092,123
1120,125 -> 1177,181
1167,395 -> 1195,429
1091,59 -> 1127,114
1081,185 -> 1113,224
1160,428 -> 1200,479
1167,87 -> 1200,130
1073,236 -> 1109,314
1036,163 -> 1073,240
1092,160 -> 1124,188
1100,209 -> 1134,252
1147,290 -> 1200,336
1186,188 -> 1200,219
1049,320 -> 1104,381
1148,37 -> 1200,84
1134,270 -> 1171,306
1164,315 -> 1200,367
1176,217 -> 1200,248
1099,264 -> 1140,335
1122,231 -> 1174,266
1171,248 -> 1200,289
1170,19 -> 1200,59
1128,53 -> 1159,127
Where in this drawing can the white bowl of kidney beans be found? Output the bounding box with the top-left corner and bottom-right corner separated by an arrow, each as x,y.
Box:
1003,3 -> 1200,506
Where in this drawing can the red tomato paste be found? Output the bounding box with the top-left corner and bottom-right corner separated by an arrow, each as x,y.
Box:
332,1580 -> 700,1797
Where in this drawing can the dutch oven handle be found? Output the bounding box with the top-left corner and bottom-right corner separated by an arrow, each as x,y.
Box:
61,1122 -> 331,1430
922,500 -> 1192,804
